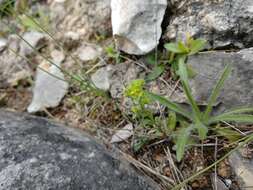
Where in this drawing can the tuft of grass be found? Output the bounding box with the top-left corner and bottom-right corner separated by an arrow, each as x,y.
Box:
146,61 -> 253,161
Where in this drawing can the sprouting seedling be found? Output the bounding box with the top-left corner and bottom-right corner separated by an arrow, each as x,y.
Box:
164,35 -> 206,78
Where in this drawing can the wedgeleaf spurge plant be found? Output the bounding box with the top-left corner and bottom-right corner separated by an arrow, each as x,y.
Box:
146,60 -> 253,161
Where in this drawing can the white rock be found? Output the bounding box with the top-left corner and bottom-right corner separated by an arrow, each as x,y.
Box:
27,61 -> 68,113
91,67 -> 112,91
111,0 -> 167,55
77,45 -> 102,62
110,124 -> 133,143
20,31 -> 46,56
51,50 -> 65,64
0,38 -> 7,52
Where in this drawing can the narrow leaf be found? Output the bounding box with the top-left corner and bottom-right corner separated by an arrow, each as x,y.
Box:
178,59 -> 201,119
214,126 -> 242,142
195,122 -> 208,140
146,65 -> 165,81
167,112 -> 177,131
189,39 -> 206,55
176,126 -> 193,162
204,65 -> 231,121
222,107 -> 253,115
146,92 -> 192,120
164,43 -> 184,53
209,114 -> 253,124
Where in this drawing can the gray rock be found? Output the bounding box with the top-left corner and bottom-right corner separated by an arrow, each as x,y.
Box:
77,44 -> 102,62
0,38 -> 7,52
19,31 -> 46,56
165,0 -> 253,49
0,50 -> 31,88
91,61 -> 143,97
185,48 -> 253,112
111,0 -> 167,55
50,0 -> 111,40
229,150 -> 253,189
91,66 -> 111,91
210,173 -> 229,190
27,61 -> 68,113
0,110 -> 159,190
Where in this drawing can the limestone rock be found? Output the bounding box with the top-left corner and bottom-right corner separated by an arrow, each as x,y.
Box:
77,44 -> 102,62
229,150 -> 253,189
185,48 -> 253,113
165,0 -> 253,49
19,31 -> 46,56
91,61 -> 143,97
27,61 -> 68,113
0,38 -> 7,52
91,66 -> 111,91
0,50 -> 31,88
111,0 -> 167,55
0,110 -> 159,190
50,0 -> 111,40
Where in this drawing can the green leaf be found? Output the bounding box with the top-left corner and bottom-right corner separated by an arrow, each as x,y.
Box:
178,59 -> 201,119
146,53 -> 156,65
209,114 -> 253,124
178,41 -> 189,53
214,126 -> 242,142
164,43 -> 185,53
145,92 -> 192,120
176,126 -> 193,161
195,122 -> 208,140
146,65 -> 165,81
189,39 -> 206,55
204,65 -> 232,121
167,112 -> 177,131
221,107 -> 253,115
187,65 -> 197,78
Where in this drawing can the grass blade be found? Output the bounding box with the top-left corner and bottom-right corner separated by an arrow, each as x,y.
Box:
221,107 -> 253,115
178,58 -> 201,119
146,92 -> 192,120
176,126 -> 193,161
204,65 -> 232,121
209,114 -> 253,124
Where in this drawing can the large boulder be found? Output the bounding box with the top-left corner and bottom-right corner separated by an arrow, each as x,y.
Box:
165,0 -> 253,49
186,48 -> 253,112
111,0 -> 167,55
0,110 -> 159,190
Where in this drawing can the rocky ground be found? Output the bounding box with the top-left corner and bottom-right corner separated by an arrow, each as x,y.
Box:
1,0 -> 253,189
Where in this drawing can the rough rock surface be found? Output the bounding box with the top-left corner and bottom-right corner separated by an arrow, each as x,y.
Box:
165,0 -> 253,49
186,48 -> 253,112
229,150 -> 253,189
19,31 -> 46,56
0,50 -> 31,88
50,0 -> 111,40
111,0 -> 167,55
27,61 -> 68,113
91,61 -> 143,98
77,44 -> 102,62
0,38 -> 7,52
0,110 -> 159,190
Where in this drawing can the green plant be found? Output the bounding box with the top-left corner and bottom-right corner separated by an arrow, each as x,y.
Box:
124,80 -> 173,151
105,45 -> 121,64
164,35 -> 206,78
0,0 -> 15,17
18,9 -> 50,32
146,60 -> 253,161
145,52 -> 165,81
